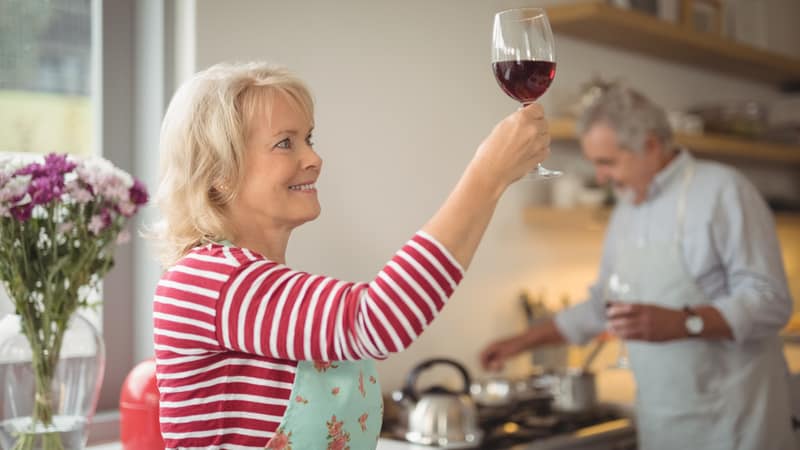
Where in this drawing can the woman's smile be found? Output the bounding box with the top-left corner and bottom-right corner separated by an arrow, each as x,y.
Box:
288,182 -> 317,192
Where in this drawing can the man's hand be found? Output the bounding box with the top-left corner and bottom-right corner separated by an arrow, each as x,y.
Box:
479,320 -> 568,372
606,303 -> 687,342
479,333 -> 530,372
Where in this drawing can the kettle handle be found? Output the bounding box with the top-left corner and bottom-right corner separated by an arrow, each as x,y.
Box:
402,358 -> 472,402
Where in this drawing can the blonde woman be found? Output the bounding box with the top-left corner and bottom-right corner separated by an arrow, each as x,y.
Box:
152,61 -> 550,449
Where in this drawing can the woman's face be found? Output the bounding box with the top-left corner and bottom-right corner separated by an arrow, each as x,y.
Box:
232,93 -> 322,231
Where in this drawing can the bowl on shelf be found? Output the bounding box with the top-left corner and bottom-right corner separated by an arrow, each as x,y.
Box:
689,100 -> 769,139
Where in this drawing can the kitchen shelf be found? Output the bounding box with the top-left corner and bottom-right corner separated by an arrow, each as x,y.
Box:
524,206 -> 800,230
523,207 -> 611,232
545,2 -> 800,88
550,117 -> 800,166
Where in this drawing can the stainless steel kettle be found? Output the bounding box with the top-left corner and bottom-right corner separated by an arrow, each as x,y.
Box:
392,358 -> 483,448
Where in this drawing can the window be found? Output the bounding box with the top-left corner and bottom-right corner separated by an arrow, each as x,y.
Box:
0,0 -> 95,157
0,0 -> 100,327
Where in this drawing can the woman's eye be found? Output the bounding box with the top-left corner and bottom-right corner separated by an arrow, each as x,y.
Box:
306,134 -> 315,146
275,138 -> 292,149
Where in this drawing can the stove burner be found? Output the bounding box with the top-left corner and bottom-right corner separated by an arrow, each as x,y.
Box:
477,404 -> 627,449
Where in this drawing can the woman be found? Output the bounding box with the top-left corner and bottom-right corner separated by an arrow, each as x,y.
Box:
152,61 -> 549,449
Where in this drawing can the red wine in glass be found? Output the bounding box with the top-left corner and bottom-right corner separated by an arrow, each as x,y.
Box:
492,60 -> 556,104
492,8 -> 561,178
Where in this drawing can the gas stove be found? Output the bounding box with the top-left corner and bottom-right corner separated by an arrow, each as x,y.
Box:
382,402 -> 637,450
477,403 -> 636,449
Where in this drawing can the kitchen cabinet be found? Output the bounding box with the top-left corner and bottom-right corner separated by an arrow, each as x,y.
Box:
545,1 -> 800,88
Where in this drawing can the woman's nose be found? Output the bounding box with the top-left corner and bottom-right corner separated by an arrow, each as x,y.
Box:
303,147 -> 322,171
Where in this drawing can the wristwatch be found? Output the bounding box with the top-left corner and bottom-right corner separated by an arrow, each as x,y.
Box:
683,306 -> 704,336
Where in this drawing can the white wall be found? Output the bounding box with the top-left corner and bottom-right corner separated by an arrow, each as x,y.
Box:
140,0 -> 800,392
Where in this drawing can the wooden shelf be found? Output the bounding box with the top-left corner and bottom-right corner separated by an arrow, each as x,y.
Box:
545,2 -> 800,87
523,206 -> 611,232
550,117 -> 800,166
524,206 -> 800,229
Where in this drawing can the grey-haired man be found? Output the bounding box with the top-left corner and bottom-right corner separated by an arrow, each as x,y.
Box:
480,86 -> 796,450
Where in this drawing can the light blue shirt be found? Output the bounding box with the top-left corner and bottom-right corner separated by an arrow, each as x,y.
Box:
555,150 -> 794,344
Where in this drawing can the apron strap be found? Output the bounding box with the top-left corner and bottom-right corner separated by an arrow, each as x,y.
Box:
674,158 -> 695,243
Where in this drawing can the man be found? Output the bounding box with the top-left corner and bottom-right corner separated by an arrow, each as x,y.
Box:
480,86 -> 797,450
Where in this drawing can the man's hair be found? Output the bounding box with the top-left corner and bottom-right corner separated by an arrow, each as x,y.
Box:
576,85 -> 673,154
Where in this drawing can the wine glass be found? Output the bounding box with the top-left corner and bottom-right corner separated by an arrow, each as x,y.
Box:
491,8 -> 562,179
605,273 -> 634,369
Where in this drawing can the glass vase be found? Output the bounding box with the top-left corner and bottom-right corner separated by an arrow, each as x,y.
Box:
0,313 -> 105,450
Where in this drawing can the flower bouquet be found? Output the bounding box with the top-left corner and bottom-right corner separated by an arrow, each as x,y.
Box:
0,154 -> 148,450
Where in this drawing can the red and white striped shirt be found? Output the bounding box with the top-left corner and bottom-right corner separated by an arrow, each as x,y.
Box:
153,231 -> 464,449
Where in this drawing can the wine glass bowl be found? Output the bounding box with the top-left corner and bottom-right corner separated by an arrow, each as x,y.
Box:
491,8 -> 561,178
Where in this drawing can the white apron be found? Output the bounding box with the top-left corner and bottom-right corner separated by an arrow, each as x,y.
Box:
614,161 -> 797,450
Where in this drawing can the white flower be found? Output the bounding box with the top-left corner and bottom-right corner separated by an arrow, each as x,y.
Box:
31,205 -> 49,219
0,174 -> 32,203
88,215 -> 106,235
0,155 -> 34,177
116,229 -> 131,244
37,228 -> 52,251
118,201 -> 136,217
57,222 -> 74,234
64,180 -> 93,204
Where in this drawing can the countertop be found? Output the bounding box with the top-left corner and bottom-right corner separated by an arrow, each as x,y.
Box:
89,439 -> 420,450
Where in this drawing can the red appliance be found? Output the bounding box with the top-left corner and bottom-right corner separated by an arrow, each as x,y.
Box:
120,358 -> 165,449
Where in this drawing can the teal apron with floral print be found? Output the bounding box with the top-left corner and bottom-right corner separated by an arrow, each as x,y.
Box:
265,360 -> 383,450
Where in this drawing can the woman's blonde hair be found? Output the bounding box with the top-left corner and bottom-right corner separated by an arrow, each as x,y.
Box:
152,61 -> 314,267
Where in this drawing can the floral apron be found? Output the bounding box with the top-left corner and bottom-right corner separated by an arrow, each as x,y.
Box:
264,360 -> 383,450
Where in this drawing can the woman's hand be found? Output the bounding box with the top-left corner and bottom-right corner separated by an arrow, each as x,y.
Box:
472,103 -> 551,189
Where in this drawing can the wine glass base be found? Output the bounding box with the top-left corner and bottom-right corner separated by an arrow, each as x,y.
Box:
526,164 -> 563,179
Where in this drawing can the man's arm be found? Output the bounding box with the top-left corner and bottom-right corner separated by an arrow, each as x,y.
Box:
708,172 -> 793,343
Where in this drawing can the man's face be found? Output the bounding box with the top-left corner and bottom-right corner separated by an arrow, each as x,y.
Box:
580,123 -> 656,205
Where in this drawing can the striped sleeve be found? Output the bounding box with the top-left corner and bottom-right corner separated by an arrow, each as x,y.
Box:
216,231 -> 464,361
154,250 -> 238,355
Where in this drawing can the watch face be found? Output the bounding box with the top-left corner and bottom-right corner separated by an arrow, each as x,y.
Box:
686,315 -> 704,335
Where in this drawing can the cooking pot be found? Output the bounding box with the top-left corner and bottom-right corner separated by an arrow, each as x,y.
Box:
538,369 -> 597,413
392,358 -> 483,448
533,337 -> 603,413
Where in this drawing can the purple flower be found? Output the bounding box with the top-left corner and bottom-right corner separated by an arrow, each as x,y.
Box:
15,162 -> 45,177
10,203 -> 33,221
13,154 -> 74,208
28,175 -> 64,205
129,179 -> 148,206
43,154 -> 76,175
